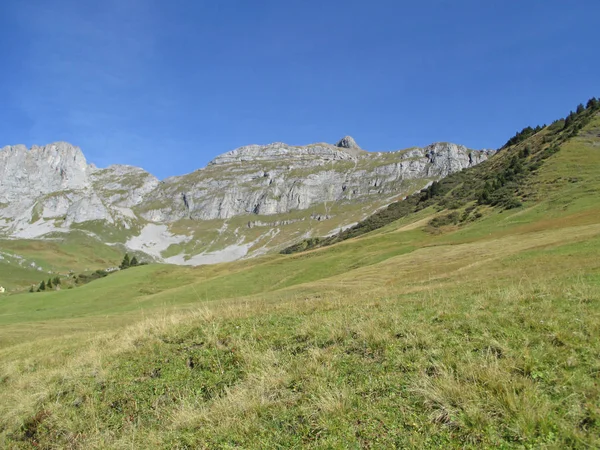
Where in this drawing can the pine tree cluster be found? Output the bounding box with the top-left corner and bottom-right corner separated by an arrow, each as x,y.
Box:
119,253 -> 140,270
31,276 -> 61,293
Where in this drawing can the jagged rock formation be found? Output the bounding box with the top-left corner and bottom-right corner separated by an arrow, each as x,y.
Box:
0,142 -> 88,201
0,137 -> 493,263
137,140 -> 490,222
0,142 -> 159,237
336,136 -> 361,151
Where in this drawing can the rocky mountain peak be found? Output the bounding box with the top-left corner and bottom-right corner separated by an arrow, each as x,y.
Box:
31,141 -> 88,170
208,141 -> 358,166
0,137 -> 492,264
30,141 -> 83,154
0,141 -> 91,204
335,136 -> 360,150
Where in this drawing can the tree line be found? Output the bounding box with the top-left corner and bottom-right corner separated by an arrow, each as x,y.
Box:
30,276 -> 61,293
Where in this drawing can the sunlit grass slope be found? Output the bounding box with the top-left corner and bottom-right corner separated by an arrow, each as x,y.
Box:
0,111 -> 599,448
0,231 -> 124,290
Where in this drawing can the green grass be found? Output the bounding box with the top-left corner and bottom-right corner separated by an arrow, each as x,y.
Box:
70,220 -> 142,244
0,232 -> 125,290
1,240 -> 598,448
0,260 -> 45,291
0,110 -> 599,448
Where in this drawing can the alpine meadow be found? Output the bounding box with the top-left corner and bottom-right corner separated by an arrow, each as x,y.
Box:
0,98 -> 599,449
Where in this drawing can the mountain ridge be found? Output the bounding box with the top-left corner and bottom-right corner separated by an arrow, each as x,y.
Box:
0,137 -> 492,273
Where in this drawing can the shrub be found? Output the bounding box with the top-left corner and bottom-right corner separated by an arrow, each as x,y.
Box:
429,212 -> 460,228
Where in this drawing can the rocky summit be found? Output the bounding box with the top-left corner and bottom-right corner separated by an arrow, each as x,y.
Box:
0,138 -> 492,264
335,135 -> 362,151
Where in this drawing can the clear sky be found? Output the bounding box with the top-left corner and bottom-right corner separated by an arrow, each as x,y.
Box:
0,0 -> 598,179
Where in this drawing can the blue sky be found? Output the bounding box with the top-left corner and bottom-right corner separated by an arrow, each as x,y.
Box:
0,0 -> 598,179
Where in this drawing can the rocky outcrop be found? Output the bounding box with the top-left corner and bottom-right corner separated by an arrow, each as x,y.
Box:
335,136 -> 364,157
336,136 -> 357,148
91,165 -> 159,208
0,142 -> 158,236
0,142 -> 89,203
208,142 -> 359,165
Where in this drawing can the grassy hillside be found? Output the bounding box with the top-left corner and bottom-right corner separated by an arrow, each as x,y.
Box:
0,105 -> 599,448
0,232 -> 125,291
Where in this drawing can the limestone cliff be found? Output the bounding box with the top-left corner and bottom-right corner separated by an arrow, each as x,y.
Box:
136,140 -> 490,223
0,137 -> 493,263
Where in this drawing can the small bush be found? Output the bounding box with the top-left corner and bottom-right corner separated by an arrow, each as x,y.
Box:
429,212 -> 460,228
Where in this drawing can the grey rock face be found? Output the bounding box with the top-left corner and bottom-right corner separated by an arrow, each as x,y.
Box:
0,142 -> 89,203
0,142 -> 157,235
91,165 -> 160,208
208,142 -> 358,165
137,140 -> 492,222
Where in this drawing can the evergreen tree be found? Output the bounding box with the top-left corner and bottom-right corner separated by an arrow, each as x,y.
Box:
576,103 -> 585,114
120,254 -> 131,270
587,97 -> 599,110
130,256 -> 139,267
53,276 -> 61,285
478,182 -> 493,205
39,280 -> 46,291
564,112 -> 574,129
423,181 -> 441,200
510,155 -> 523,174
47,278 -> 53,289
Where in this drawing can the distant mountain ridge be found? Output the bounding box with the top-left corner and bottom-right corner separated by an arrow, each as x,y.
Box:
0,137 -> 492,266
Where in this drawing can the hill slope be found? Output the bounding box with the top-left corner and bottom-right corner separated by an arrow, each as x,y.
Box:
0,101 -> 599,448
282,98 -> 600,253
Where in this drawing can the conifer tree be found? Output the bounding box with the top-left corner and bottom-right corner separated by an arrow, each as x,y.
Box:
520,146 -> 531,158
39,280 -> 46,291
130,256 -> 139,267
120,254 -> 130,270
564,111 -> 576,129
478,182 -> 493,205
47,278 -> 53,289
